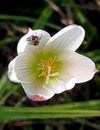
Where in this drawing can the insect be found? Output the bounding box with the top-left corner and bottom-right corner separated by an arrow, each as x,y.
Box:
27,35 -> 41,46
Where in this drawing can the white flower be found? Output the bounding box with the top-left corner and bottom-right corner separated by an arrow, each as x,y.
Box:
8,25 -> 98,101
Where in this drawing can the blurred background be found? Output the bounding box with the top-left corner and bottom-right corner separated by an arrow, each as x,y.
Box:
0,0 -> 100,130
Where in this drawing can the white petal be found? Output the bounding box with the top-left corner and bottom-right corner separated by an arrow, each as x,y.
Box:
14,52 -> 36,83
60,51 -> 97,83
46,77 -> 76,94
45,25 -> 85,53
8,58 -> 21,83
46,78 -> 66,94
17,28 -> 51,54
22,81 -> 54,101
65,78 -> 76,90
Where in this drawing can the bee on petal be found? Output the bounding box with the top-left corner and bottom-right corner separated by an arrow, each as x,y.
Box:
27,35 -> 41,46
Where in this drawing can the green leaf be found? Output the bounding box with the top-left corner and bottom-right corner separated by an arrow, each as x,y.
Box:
0,100 -> 100,121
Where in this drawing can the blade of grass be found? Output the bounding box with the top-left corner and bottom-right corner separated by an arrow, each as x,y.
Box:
33,5 -> 53,29
0,14 -> 61,30
0,73 -> 8,96
0,84 -> 18,106
0,72 -> 20,106
0,108 -> 99,121
0,100 -> 100,121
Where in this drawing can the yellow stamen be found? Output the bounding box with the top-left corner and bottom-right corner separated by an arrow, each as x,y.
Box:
38,56 -> 59,84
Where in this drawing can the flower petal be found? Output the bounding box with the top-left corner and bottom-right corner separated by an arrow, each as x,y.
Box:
17,28 -> 51,54
8,58 -> 21,83
60,51 -> 97,83
46,77 -> 76,94
65,78 -> 76,90
22,81 -> 54,101
45,25 -> 85,53
14,52 -> 36,83
46,78 -> 67,94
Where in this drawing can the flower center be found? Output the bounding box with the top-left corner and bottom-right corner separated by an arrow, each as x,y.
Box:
37,56 -> 59,84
